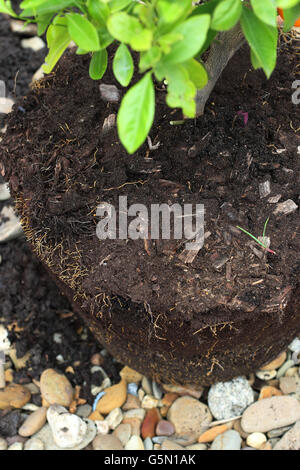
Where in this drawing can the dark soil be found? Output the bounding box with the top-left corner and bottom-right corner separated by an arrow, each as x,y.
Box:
0,29 -> 299,384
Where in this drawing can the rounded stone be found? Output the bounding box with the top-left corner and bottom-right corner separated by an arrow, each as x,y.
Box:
156,420 -> 175,437
124,435 -> 145,450
96,380 -> 127,415
274,421 -> 300,450
167,396 -> 212,436
241,396 -> 300,433
40,369 -> 73,407
47,405 -> 88,449
24,437 -> 45,450
19,407 -> 47,437
105,407 -> 123,430
210,430 -> 242,450
261,352 -> 287,371
113,423 -> 131,447
0,384 -> 31,410
8,442 -> 23,450
246,432 -> 267,449
119,366 -> 142,383
92,434 -> 123,450
208,377 -> 254,420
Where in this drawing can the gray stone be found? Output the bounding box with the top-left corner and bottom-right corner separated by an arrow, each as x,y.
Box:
76,404 -> 92,418
274,421 -> 300,450
24,437 -> 44,450
267,425 -> 292,438
168,396 -> 212,437
93,434 -> 123,450
208,377 -> 254,420
210,430 -> 242,450
33,421 -> 96,451
273,199 -> 298,216
0,206 -> 23,243
144,436 -> 153,450
289,338 -> 300,353
259,181 -> 271,198
241,396 -> 300,433
99,84 -> 120,103
0,184 -> 10,202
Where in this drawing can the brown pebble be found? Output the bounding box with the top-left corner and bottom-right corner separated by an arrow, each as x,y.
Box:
40,369 -> 73,407
141,408 -> 160,439
90,354 -> 103,366
261,352 -> 287,371
122,417 -> 142,436
0,384 -> 31,410
18,407 -> 47,437
198,423 -> 230,443
96,379 -> 127,415
93,434 -> 123,450
258,386 -> 283,400
88,410 -> 104,421
122,394 -> 141,411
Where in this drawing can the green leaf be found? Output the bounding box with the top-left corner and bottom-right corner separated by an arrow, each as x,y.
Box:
157,0 -> 192,25
87,0 -> 110,26
0,0 -> 17,16
117,72 -> 155,154
164,64 -> 196,117
211,0 -> 242,31
163,15 -> 210,64
43,16 -> 71,74
107,12 -> 152,51
282,4 -> 300,31
110,0 -> 132,13
21,0 -> 75,16
183,59 -> 208,90
250,48 -> 262,70
89,49 -> 108,80
139,46 -> 162,72
67,13 -> 100,51
37,14 -> 53,36
277,0 -> 300,7
241,6 -> 278,78
251,0 -> 277,27
113,44 -> 134,87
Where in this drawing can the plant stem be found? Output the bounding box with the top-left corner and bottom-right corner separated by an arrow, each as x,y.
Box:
196,23 -> 245,117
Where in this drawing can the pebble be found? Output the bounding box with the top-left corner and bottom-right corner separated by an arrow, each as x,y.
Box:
18,407 -> 47,437
167,396 -> 212,437
289,338 -> 300,353
99,84 -> 120,103
246,432 -> 267,449
274,421 -> 300,450
156,420 -> 175,437
210,430 -> 242,450
162,384 -> 203,399
160,440 -> 184,450
21,36 -> 45,51
123,408 -> 146,421
10,20 -> 37,35
33,421 -> 96,451
93,434 -> 123,450
261,352 -> 287,371
119,366 -> 142,383
256,370 -> 277,381
198,423 -> 231,443
141,408 -> 160,439
95,420 -> 109,435
105,407 -> 123,430
113,423 -> 131,447
122,417 -> 142,436
47,405 -> 88,449
0,383 -> 31,409
144,436 -> 153,450
8,442 -> 23,450
186,443 -> 207,450
0,183 -> 10,202
127,383 -> 139,397
241,396 -> 300,433
124,435 -> 145,450
208,377 -> 254,420
279,376 -> 299,395
258,386 -> 283,400
267,425 -> 292,438
273,199 -> 298,215
0,206 -> 23,242
24,437 -> 44,450
276,360 -> 295,379
141,377 -> 152,395
76,404 -> 92,418
40,369 -> 73,407
152,381 -> 163,400
0,437 -> 7,450
96,379 -> 127,414
0,98 -> 14,115
141,394 -> 159,409
88,410 -> 104,421
0,410 -> 22,437
122,393 -> 140,410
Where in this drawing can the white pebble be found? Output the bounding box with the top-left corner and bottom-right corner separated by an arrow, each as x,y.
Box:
21,36 -> 45,52
289,338 -> 300,353
246,432 -> 267,449
124,435 -> 144,450
8,442 -> 23,450
105,408 -> 123,430
24,438 -> 44,450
